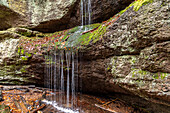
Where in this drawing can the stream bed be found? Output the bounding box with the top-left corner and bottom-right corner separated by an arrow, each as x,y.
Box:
0,85 -> 146,113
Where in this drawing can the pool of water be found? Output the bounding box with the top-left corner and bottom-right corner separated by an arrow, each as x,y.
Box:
42,91 -> 142,113
0,86 -> 145,113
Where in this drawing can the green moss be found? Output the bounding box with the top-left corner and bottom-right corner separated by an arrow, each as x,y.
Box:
21,56 -> 27,61
79,25 -> 107,46
68,26 -> 79,34
18,31 -> 32,37
119,0 -> 153,14
134,0 -> 153,11
152,73 -> 169,80
0,10 -> 11,18
153,73 -> 159,79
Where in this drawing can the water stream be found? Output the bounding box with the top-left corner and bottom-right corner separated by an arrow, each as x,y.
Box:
81,0 -> 92,30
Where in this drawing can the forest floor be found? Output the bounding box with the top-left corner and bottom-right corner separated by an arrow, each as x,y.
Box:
0,85 -> 147,113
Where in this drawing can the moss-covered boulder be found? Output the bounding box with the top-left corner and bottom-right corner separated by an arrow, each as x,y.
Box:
75,0 -> 170,112
79,0 -> 170,60
0,28 -> 44,86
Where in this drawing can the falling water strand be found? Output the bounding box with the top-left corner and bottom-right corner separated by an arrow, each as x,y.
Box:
48,55 -> 50,88
54,52 -> 57,102
66,51 -> 71,106
84,0 -> 87,28
88,0 -> 92,25
60,51 -> 64,104
81,0 -> 92,30
50,56 -> 53,91
71,52 -> 75,108
58,51 -> 61,104
81,0 -> 84,27
75,51 -> 79,108
0,0 -> 8,7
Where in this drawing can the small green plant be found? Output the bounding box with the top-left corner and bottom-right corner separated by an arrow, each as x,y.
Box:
25,52 -> 32,57
19,31 -> 32,37
107,67 -> 110,71
21,49 -> 24,55
21,56 -> 27,61
132,71 -> 136,77
160,73 -> 168,79
20,68 -> 26,73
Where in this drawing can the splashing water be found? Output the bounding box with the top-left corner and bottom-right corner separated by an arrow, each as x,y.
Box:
44,49 -> 79,111
42,100 -> 80,113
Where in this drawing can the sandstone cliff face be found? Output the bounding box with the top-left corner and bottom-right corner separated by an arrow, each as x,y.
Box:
0,28 -> 44,86
78,0 -> 170,112
0,0 -> 78,32
0,0 -> 133,32
0,4 -> 27,30
0,0 -> 169,112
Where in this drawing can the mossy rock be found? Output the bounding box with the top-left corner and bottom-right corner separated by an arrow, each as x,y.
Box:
119,0 -> 153,14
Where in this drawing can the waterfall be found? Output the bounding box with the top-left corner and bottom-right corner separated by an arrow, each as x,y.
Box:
60,50 -> 64,104
88,0 -> 92,25
43,0 -> 92,112
44,49 -> 79,111
71,52 -> 75,108
66,51 -> 71,106
81,0 -> 92,27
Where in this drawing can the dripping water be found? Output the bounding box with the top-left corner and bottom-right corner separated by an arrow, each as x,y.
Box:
54,51 -> 57,101
66,51 -> 71,106
43,0 -> 92,112
71,52 -> 75,108
44,49 -> 80,112
88,0 -> 92,25
60,50 -> 64,104
81,0 -> 92,31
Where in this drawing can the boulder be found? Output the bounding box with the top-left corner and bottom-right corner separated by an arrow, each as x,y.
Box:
78,0 -> 170,112
0,0 -> 133,32
80,0 -> 170,60
0,4 -> 27,31
0,29 -> 44,86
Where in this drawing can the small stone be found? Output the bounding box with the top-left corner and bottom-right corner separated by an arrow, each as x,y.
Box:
162,87 -> 169,92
